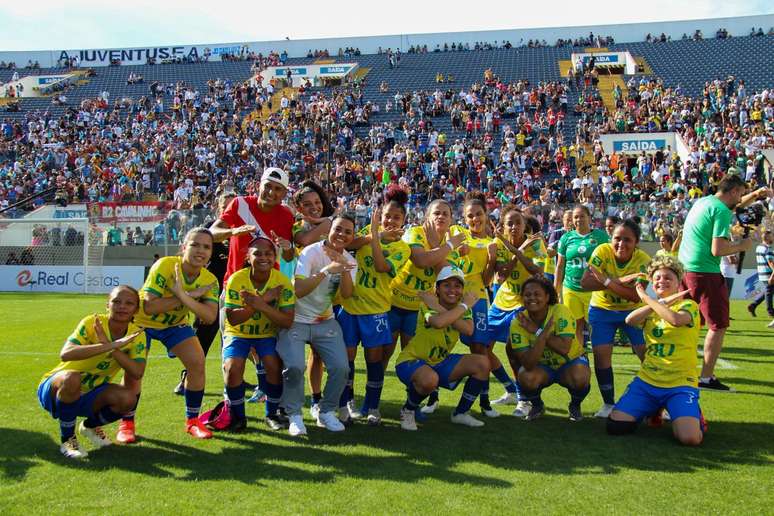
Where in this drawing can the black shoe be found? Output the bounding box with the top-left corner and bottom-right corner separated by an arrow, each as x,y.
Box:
173,370 -> 187,395
275,407 -> 290,424
748,304 -> 757,317
265,414 -> 286,430
568,403 -> 583,422
242,381 -> 257,391
524,403 -> 545,421
227,417 -> 247,433
698,377 -> 734,392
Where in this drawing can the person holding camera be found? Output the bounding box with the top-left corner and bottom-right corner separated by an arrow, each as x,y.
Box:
678,174 -> 770,391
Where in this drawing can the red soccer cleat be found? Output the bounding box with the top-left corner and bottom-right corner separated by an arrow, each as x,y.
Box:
186,418 -> 213,439
116,420 -> 136,444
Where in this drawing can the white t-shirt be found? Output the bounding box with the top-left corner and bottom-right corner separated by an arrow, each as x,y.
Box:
294,241 -> 356,324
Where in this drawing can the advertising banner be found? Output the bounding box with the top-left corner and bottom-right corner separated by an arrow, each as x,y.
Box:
88,202 -> 174,223
0,266 -> 146,293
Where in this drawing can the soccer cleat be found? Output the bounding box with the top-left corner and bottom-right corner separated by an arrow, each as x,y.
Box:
79,421 -> 112,448
568,403 -> 584,422
747,304 -> 757,317
420,400 -> 439,414
265,414 -> 286,431
60,436 -> 88,459
400,408 -> 418,431
288,414 -> 307,436
768,319 -> 774,328
226,417 -> 247,433
524,403 -> 545,421
116,420 -> 136,444
512,400 -> 532,418
173,369 -> 187,395
347,400 -> 362,419
698,377 -> 734,392
317,411 -> 345,432
251,391 -> 267,403
451,411 -> 485,427
366,409 -> 382,426
310,403 -> 320,421
491,392 -> 518,405
481,406 -> 501,418
337,406 -> 353,426
186,418 -> 213,439
594,403 -> 615,419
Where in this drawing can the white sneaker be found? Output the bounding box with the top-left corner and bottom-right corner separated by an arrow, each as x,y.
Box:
768,319 -> 774,328
594,403 -> 615,419
317,411 -> 345,432
400,408 -> 418,431
288,414 -> 307,436
491,392 -> 518,405
366,409 -> 381,426
310,403 -> 320,420
450,411 -> 485,427
338,406 -> 351,424
60,436 -> 88,459
420,400 -> 439,414
482,406 -> 501,418
347,400 -> 362,419
512,400 -> 532,418
78,421 -> 112,448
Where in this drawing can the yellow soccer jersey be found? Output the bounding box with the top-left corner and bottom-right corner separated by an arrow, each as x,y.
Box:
396,304 -> 472,366
450,225 -> 493,301
342,224 -> 410,315
40,314 -> 147,393
392,225 -> 460,311
637,299 -> 701,388
493,237 -> 547,310
136,256 -> 220,329
509,304 -> 584,370
588,244 -> 651,311
223,267 -> 295,338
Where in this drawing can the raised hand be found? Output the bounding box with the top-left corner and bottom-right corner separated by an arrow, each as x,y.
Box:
171,262 -> 186,298
447,230 -> 466,249
661,289 -> 691,305
462,291 -> 478,308
189,282 -> 216,299
519,232 -> 543,252
261,286 -> 282,304
424,219 -> 440,248
589,265 -> 609,287
619,272 -> 647,285
517,311 -> 539,334
370,207 -> 381,238
93,315 -> 109,344
419,290 -> 443,311
112,330 -> 145,351
231,224 -> 257,237
270,230 -> 292,252
323,261 -> 356,275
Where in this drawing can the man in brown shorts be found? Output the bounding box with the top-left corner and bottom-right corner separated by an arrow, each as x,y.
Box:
678,173 -> 770,390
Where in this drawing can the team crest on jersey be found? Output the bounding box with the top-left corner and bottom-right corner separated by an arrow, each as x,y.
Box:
282,289 -> 292,301
424,267 -> 434,277
135,343 -> 144,354
652,327 -> 664,338
96,361 -> 110,370
558,318 -> 568,331
393,252 -> 403,261
578,245 -> 587,254
365,256 -> 374,267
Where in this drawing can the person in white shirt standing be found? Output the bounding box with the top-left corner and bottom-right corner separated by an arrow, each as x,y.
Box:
276,215 -> 357,436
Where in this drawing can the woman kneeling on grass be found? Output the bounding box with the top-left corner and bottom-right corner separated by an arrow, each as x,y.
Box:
607,255 -> 706,446
508,276 -> 591,421
37,285 -> 146,459
395,266 -> 490,431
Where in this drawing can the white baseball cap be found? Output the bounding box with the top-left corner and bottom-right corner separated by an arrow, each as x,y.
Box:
436,265 -> 465,285
260,167 -> 289,189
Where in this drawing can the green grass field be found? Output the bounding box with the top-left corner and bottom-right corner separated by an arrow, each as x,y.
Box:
1,293 -> 772,514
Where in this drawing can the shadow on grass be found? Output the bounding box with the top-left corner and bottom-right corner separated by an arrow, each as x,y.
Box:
4,398 -> 774,485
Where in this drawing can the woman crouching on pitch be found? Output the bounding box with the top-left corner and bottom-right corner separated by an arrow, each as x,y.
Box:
123,227 -> 220,441
222,236 -> 295,431
608,255 -> 706,446
508,277 -> 591,421
37,285 -> 146,459
395,266 -> 490,431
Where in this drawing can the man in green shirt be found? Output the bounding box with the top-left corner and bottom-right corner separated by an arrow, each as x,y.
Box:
679,174 -> 770,390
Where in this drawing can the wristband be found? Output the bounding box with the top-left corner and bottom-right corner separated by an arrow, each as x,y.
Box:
534,327 -> 544,337
320,269 -> 330,278
459,302 -> 469,312
603,278 -> 611,287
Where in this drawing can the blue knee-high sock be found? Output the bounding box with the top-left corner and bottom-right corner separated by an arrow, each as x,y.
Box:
521,386 -> 544,409
480,379 -> 491,408
454,377 -> 485,415
492,366 -> 518,394
255,361 -> 267,393
122,394 -> 140,422
264,381 -> 282,417
184,389 -> 204,419
56,397 -> 78,443
595,366 -> 615,405
362,361 -> 384,412
84,405 -> 122,428
226,384 -> 246,419
403,385 -> 427,411
569,384 -> 590,406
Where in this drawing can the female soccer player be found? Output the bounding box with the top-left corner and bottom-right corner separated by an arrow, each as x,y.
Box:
396,266 -> 489,431
655,231 -> 681,258
555,205 -> 609,347
608,255 -> 705,446
37,286 -> 146,458
424,193 -> 500,417
581,219 -> 651,418
223,237 -> 295,431
508,277 -> 591,421
390,199 -> 465,353
122,227 -> 220,441
338,190 -> 410,425
488,205 -> 546,416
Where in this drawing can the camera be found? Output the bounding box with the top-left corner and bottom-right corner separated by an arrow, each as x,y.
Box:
736,201 -> 767,227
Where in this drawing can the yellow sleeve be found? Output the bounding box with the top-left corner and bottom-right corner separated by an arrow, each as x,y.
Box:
554,305 -> 576,337
509,314 -> 530,352
278,275 -> 296,310
67,315 -> 94,346
201,269 -> 220,304
125,330 -> 148,362
403,226 -> 427,248
224,270 -> 247,309
385,242 -> 411,278
143,257 -> 172,297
